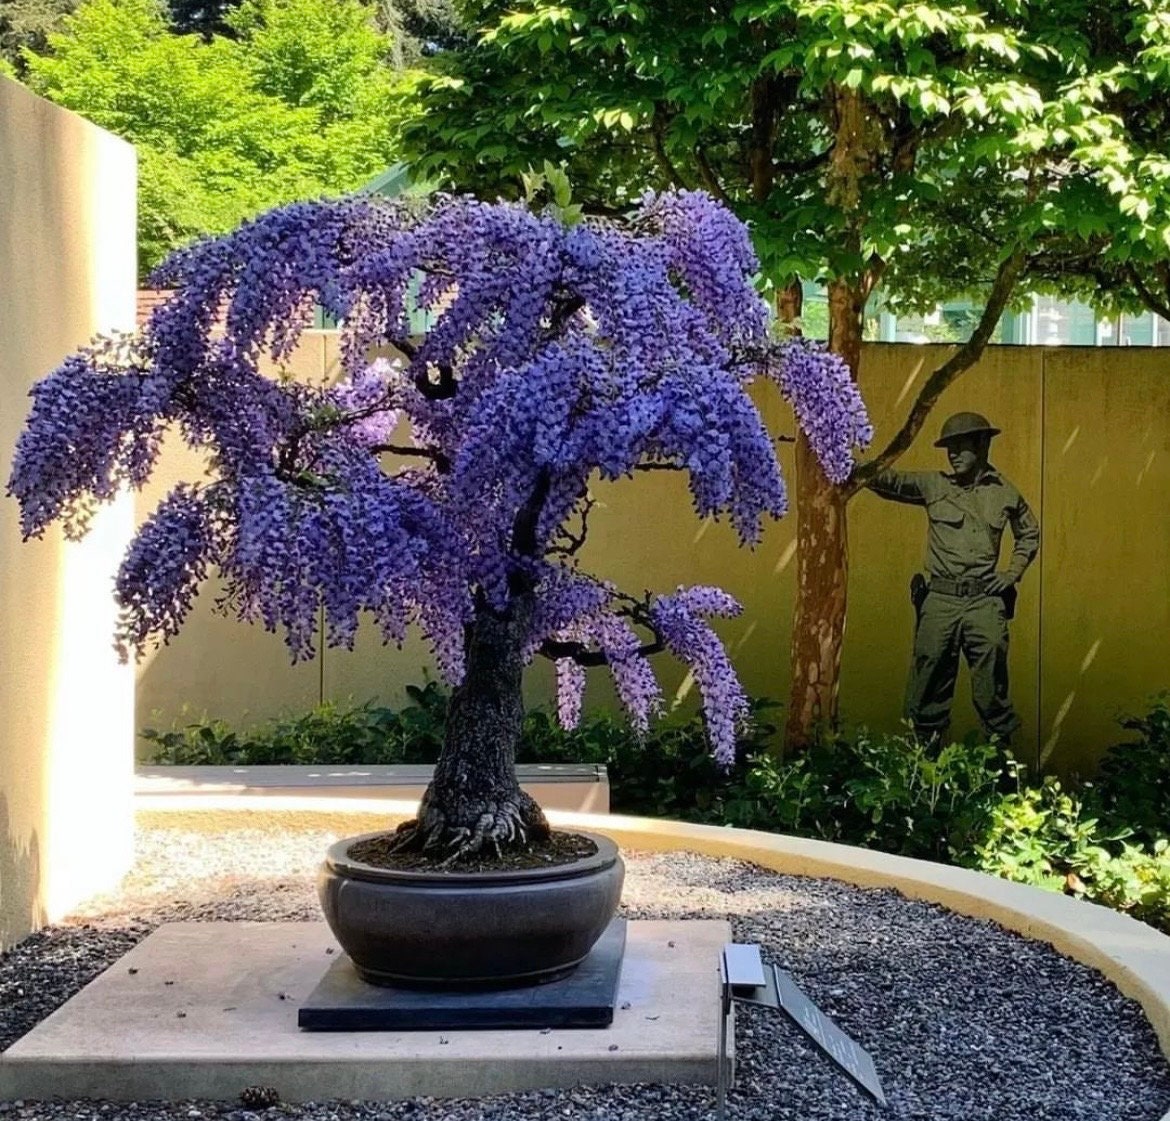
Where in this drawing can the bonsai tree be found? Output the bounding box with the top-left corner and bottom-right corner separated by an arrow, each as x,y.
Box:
7,188 -> 869,861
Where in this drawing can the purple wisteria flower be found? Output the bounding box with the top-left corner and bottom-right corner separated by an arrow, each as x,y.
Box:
651,586 -> 749,767
6,188 -> 870,765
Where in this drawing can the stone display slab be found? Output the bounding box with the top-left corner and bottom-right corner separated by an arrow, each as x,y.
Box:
0,919 -> 729,1103
135,764 -> 610,814
298,919 -> 627,1031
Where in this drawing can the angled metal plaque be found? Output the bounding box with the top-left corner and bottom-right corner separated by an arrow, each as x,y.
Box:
716,944 -> 888,1119
773,967 -> 887,1106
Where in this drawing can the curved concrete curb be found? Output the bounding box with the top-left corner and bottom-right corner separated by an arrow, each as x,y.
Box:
136,793 -> 1170,1104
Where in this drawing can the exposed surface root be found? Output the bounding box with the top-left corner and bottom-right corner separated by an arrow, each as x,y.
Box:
389,787 -> 551,866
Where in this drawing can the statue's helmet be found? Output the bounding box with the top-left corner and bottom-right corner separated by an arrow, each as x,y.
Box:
934,411 -> 1001,448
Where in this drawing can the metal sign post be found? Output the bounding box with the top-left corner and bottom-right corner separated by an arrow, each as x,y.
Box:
715,943 -> 886,1119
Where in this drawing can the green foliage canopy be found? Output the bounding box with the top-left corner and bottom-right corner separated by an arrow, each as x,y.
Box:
404,0 -> 1170,321
23,0 -> 425,274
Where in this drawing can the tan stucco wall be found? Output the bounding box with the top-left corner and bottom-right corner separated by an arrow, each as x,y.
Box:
132,328 -> 1170,777
1038,349 -> 1170,772
0,78 -> 137,949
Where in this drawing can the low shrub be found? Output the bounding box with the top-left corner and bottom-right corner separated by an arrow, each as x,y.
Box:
964,776 -> 1170,929
517,697 -> 780,819
720,733 -> 1014,863
1090,693 -> 1170,847
144,686 -> 776,819
142,684 -> 448,766
142,687 -> 1170,932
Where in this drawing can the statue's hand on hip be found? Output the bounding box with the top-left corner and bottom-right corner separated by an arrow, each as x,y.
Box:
984,572 -> 1017,595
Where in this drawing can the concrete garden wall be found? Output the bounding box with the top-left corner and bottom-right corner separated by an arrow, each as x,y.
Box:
0,78 -> 137,949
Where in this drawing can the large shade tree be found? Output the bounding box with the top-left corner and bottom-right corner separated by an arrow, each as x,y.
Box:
7,191 -> 869,859
22,0 -> 423,273
403,0 -> 1170,749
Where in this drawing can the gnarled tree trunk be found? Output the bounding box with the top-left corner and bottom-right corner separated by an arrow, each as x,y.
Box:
401,597 -> 550,860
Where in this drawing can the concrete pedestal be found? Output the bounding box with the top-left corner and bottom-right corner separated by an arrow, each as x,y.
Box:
0,919 -> 730,1103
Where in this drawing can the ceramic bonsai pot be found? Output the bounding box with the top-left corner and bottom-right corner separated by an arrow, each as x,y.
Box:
318,830 -> 624,988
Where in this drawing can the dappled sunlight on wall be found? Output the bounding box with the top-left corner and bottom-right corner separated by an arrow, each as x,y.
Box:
1039,349 -> 1170,773
1041,638 -> 1103,768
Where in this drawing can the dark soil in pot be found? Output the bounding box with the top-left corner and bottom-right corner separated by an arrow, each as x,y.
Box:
347,830 -> 598,873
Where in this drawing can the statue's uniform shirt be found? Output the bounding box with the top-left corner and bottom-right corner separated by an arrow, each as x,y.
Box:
867,466 -> 1040,740
867,467 -> 1040,581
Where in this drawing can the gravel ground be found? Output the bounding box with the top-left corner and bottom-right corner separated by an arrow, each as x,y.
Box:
2,825 -> 1169,1121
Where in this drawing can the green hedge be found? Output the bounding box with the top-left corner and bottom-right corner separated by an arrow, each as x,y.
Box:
143,688 -> 1170,933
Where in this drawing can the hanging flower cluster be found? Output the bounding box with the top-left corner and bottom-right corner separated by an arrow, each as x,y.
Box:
7,188 -> 870,762
651,586 -> 750,767
765,336 -> 874,483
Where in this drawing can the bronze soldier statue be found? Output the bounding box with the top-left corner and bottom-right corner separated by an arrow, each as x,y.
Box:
866,412 -> 1040,744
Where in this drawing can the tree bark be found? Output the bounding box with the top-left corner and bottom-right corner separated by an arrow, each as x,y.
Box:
775,279 -> 803,326
783,277 -> 862,750
398,597 -> 550,860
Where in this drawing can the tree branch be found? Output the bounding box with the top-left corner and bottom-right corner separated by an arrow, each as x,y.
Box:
329,393 -> 399,426
651,102 -> 689,188
860,252 -> 885,302
888,104 -> 919,176
364,336 -> 455,399
414,363 -> 457,400
1125,262 -> 1170,323
392,338 -> 418,360
546,292 -> 587,339
511,469 -> 551,560
694,144 -> 733,206
547,493 -> 595,557
537,636 -> 664,667
1156,259 -> 1170,297
848,243 -> 1028,496
773,149 -> 832,175
579,200 -> 635,219
748,75 -> 778,201
856,110 -> 914,305
537,589 -> 665,666
370,443 -> 451,472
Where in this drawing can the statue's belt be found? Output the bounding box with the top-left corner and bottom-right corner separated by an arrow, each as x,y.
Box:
929,577 -> 993,597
